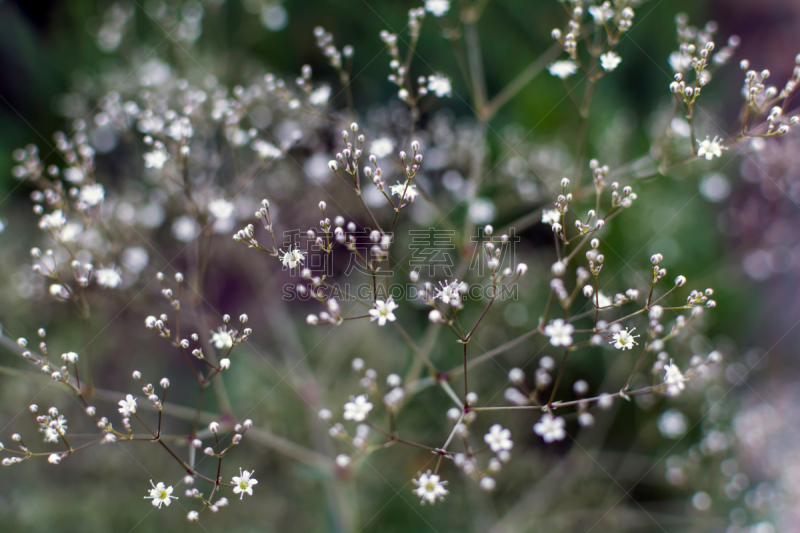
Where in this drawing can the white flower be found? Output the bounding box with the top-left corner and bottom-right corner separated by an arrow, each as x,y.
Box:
252,139 -> 282,160
697,136 -> 727,160
548,60 -> 579,79
41,426 -> 60,443
589,5 -> 614,23
79,184 -> 105,206
96,265 -> 122,289
48,454 -> 62,464
484,424 -> 513,453
592,291 -> 613,308
208,199 -> 234,219
232,468 -> 258,499
663,361 -> 686,397
118,394 -> 137,417
434,280 -> 467,305
390,182 -> 418,202
533,413 -> 566,443
425,0 -> 450,17
544,319 -> 574,347
309,85 -> 331,106
610,327 -> 639,350
145,480 -> 178,508
144,149 -> 169,169
39,210 -> 67,230
211,327 -> 233,350
370,138 -> 394,158
427,74 -> 452,98
343,394 -> 373,422
541,208 -> 561,226
413,470 -> 448,504
600,51 -> 622,71
280,247 -> 306,269
369,298 -> 398,326
669,51 -> 692,72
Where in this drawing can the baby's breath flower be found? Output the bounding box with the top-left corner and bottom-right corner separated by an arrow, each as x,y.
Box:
231,468 -> 258,499
309,85 -> 331,106
533,413 -> 566,443
96,265 -> 122,289
79,184 -> 105,206
143,149 -> 169,169
427,74 -> 452,98
389,182 -> 418,201
484,424 -> 513,453
369,298 -> 398,326
413,470 -> 448,504
663,361 -> 686,397
548,60 -> 579,79
211,327 -> 233,350
118,394 -> 137,417
144,480 -> 178,508
697,136 -> 727,160
544,319 -> 574,347
424,0 -> 450,17
600,51 -> 622,71
343,394 -> 373,422
611,327 -> 639,350
280,247 -> 306,269
39,210 -> 67,230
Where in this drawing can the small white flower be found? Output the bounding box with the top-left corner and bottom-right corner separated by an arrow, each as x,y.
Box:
208,199 -> 234,219
145,480 -> 178,508
144,150 -> 169,169
427,74 -> 452,98
48,454 -> 62,464
118,394 -> 137,417
187,511 -> 199,521
541,209 -> 561,227
669,51 -> 692,72
424,0 -> 450,17
39,210 -> 67,230
211,327 -> 233,350
389,182 -> 418,202
413,470 -> 448,504
484,424 -> 513,453
96,265 -> 122,289
663,361 -> 686,397
697,136 -> 727,160
600,51 -> 622,71
588,5 -> 614,23
548,60 -> 579,79
369,298 -> 398,326
309,85 -> 331,106
370,138 -> 394,158
343,394 -> 373,422
280,247 -> 306,269
79,184 -> 105,206
545,319 -> 574,347
434,280 -> 467,305
232,468 -> 258,499
533,413 -> 566,443
611,327 -> 639,350
252,139 -> 282,160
